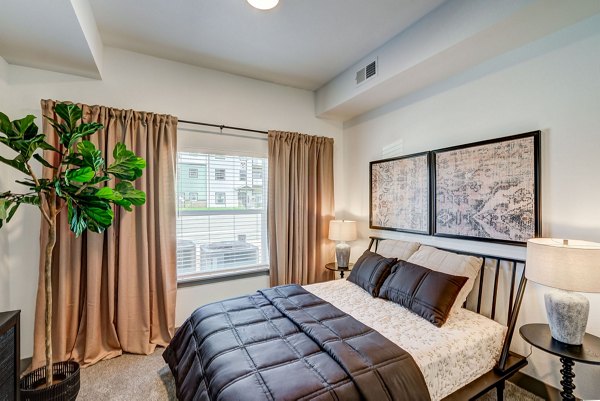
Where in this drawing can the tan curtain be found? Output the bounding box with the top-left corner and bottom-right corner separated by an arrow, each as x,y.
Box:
32,99 -> 178,368
268,131 -> 335,286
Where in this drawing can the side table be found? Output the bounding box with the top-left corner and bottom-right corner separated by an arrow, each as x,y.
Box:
325,262 -> 354,279
519,323 -> 600,401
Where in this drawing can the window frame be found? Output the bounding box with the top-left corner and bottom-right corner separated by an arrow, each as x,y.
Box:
175,147 -> 269,285
214,168 -> 226,181
214,191 -> 226,205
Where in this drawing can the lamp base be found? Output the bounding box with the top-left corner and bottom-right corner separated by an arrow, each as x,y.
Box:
335,242 -> 351,268
544,290 -> 589,345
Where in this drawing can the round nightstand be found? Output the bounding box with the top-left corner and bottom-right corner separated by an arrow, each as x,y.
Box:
325,262 -> 354,279
519,323 -> 600,401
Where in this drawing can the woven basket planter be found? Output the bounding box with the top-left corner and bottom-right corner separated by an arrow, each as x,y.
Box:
20,361 -> 80,401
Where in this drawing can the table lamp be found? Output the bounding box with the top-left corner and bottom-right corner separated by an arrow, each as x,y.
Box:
526,238 -> 600,345
328,220 -> 357,268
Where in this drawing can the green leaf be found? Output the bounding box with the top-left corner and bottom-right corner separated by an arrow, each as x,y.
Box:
107,143 -> 146,180
67,195 -> 115,236
54,103 -> 82,131
115,181 -> 146,206
45,118 -> 70,145
96,186 -> 123,201
113,198 -> 132,212
67,123 -> 103,148
0,200 -> 9,220
66,167 -> 95,183
62,153 -> 84,167
67,199 -> 86,237
33,153 -> 55,169
0,154 -> 29,174
77,140 -> 104,171
19,196 -> 41,206
83,206 -> 114,231
6,202 -> 20,223
0,112 -> 12,135
88,175 -> 110,185
38,140 -> 60,153
13,115 -> 38,139
54,180 -> 63,197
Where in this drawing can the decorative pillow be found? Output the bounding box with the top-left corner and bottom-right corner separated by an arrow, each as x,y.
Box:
379,260 -> 469,327
374,239 -> 421,261
347,250 -> 397,297
407,245 -> 482,312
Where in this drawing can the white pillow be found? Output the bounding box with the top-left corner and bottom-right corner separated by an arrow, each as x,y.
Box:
375,239 -> 421,261
407,245 -> 482,312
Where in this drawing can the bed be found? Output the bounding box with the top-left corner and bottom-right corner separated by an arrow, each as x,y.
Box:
164,237 -> 528,401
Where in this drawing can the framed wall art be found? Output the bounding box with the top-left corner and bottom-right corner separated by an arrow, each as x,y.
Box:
432,131 -> 541,245
370,151 -> 431,235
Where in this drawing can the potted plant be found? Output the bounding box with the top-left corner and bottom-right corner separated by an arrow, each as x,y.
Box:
0,103 -> 146,400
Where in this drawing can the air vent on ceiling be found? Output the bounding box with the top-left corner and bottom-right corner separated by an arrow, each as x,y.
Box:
356,58 -> 378,86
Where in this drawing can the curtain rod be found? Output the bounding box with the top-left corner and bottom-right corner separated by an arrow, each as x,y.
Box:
179,119 -> 268,135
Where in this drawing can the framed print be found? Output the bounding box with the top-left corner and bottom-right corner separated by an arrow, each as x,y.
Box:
432,131 -> 541,245
370,151 -> 431,235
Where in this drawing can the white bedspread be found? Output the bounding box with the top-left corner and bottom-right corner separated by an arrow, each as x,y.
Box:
304,279 -> 506,401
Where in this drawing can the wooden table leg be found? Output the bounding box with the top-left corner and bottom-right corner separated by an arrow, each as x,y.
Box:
559,357 -> 576,401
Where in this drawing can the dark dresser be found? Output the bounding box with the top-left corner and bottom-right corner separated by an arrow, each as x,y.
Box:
0,311 -> 20,401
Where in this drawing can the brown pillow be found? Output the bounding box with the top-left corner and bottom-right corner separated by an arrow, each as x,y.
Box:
347,250 -> 396,297
378,260 -> 468,327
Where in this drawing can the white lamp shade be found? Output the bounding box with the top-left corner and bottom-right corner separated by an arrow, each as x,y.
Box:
328,220 -> 357,242
526,238 -> 600,293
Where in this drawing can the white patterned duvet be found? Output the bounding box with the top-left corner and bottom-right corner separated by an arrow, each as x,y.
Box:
304,279 -> 506,401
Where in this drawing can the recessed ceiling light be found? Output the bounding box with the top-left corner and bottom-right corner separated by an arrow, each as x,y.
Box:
247,0 -> 279,10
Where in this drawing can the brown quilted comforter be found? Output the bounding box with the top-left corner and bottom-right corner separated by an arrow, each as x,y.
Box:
163,284 -> 430,401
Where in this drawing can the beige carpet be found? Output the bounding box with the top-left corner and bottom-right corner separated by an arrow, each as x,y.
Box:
79,349 -> 176,401
78,349 -> 543,400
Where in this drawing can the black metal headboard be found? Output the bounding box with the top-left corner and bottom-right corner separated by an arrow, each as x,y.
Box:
368,236 -> 527,373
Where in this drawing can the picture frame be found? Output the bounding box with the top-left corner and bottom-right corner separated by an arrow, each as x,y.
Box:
370,151 -> 431,235
432,131 -> 541,245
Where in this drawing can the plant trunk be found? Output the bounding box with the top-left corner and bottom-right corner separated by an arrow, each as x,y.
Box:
45,216 -> 56,386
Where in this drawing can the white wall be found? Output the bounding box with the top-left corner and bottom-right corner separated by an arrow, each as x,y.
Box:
340,21 -> 600,398
0,47 -> 343,359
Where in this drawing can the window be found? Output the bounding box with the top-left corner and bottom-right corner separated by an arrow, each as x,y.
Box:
252,165 -> 263,180
239,169 -> 247,181
215,192 -> 226,204
176,152 -> 269,281
215,169 -> 226,180
189,168 -> 198,179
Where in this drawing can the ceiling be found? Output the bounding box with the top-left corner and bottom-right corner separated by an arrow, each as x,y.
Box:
0,1 -> 102,79
0,0 -> 445,90
2,0 -> 599,121
89,0 -> 445,90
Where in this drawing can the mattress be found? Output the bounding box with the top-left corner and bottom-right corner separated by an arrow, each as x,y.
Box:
304,279 -> 506,401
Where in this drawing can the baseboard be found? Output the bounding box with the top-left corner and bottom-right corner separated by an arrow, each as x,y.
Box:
509,372 -> 572,401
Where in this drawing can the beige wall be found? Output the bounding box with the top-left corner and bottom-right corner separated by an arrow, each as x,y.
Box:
0,46 -> 343,359
340,25 -> 600,398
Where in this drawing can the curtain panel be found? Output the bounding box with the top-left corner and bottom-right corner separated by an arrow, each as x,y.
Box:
32,99 -> 178,368
268,131 -> 335,286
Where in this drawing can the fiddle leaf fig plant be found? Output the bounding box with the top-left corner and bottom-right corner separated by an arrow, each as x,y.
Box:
0,103 -> 146,386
